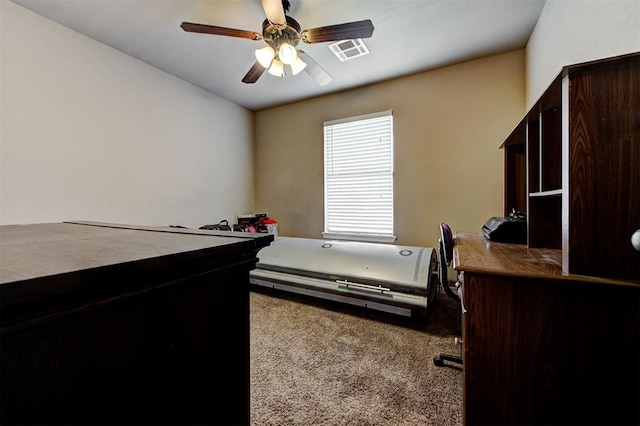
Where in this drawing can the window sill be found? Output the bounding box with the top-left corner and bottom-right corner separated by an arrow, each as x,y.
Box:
321,232 -> 397,244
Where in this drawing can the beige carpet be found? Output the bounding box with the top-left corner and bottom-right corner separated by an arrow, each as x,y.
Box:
250,288 -> 463,425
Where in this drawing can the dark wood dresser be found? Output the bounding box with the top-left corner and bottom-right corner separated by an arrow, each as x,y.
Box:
0,221 -> 273,425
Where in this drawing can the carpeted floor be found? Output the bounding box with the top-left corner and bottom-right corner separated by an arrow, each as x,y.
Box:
250,288 -> 463,425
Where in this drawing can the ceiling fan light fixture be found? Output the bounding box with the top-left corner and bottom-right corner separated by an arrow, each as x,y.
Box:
255,45 -> 276,68
290,56 -> 307,75
278,42 -> 298,65
181,4 -> 375,86
268,59 -> 285,77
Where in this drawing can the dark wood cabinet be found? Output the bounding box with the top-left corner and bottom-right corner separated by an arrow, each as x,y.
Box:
501,52 -> 639,280
0,221 -> 273,425
455,233 -> 639,425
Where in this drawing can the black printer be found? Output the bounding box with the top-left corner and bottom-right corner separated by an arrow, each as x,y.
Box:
482,209 -> 527,244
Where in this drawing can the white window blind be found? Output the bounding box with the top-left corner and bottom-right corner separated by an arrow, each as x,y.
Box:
323,110 -> 395,243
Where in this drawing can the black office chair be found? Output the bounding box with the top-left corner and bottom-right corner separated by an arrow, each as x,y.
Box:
433,222 -> 463,367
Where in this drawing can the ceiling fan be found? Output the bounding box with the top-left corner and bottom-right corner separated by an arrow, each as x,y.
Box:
180,0 -> 374,86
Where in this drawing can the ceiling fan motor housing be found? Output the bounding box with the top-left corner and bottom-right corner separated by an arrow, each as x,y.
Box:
262,16 -> 302,49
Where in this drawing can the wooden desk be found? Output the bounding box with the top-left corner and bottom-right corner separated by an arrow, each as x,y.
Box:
0,221 -> 273,425
454,233 -> 639,425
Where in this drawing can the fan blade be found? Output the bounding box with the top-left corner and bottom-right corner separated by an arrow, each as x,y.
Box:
242,62 -> 267,84
301,19 -> 374,44
180,22 -> 262,40
298,51 -> 332,86
260,0 -> 286,26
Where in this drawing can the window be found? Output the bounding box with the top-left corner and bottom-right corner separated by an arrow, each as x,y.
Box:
323,110 -> 395,243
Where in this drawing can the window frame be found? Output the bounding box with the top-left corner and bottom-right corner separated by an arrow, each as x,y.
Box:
322,110 -> 396,244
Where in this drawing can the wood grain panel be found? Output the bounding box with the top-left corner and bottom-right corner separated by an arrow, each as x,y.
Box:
462,271 -> 639,425
568,55 -> 640,279
457,232 -> 640,425
527,116 -> 540,194
528,195 -> 562,249
453,233 -> 636,287
541,106 -> 562,191
504,142 -> 526,216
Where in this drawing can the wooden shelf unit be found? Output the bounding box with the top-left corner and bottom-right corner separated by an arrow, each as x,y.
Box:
501,52 -> 640,280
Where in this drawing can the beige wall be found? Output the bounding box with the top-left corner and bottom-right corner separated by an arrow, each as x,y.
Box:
1,0 -> 254,228
255,50 -> 525,248
526,0 -> 640,108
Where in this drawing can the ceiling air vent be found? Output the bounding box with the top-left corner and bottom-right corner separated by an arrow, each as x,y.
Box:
328,38 -> 370,62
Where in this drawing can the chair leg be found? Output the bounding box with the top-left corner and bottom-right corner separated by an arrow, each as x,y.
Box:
433,352 -> 463,367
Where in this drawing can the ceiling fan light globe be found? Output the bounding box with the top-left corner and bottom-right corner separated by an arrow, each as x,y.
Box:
278,43 -> 297,65
268,59 -> 285,77
290,56 -> 307,75
255,46 -> 275,68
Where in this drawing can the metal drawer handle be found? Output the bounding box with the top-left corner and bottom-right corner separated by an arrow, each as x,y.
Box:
458,272 -> 467,313
336,280 -> 390,294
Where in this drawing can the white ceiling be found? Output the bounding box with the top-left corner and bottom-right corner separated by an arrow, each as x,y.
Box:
10,0 -> 546,111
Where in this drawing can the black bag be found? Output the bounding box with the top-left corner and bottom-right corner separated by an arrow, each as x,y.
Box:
199,220 -> 231,231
